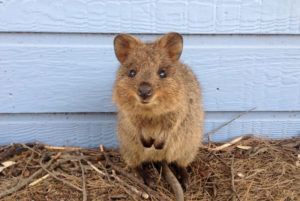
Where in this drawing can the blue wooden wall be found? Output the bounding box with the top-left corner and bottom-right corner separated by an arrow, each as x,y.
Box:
0,0 -> 300,148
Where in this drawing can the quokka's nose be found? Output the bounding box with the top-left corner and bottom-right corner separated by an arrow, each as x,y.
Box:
138,83 -> 152,99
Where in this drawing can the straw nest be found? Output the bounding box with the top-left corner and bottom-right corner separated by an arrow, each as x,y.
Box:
0,135 -> 299,201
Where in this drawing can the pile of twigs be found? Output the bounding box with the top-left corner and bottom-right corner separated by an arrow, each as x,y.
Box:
0,135 -> 299,201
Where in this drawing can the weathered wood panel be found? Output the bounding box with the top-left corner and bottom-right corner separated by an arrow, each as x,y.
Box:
1,34 -> 300,113
0,113 -> 118,148
0,112 -> 299,147
0,0 -> 299,34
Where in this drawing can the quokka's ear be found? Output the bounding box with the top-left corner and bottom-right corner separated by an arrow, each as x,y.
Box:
156,32 -> 183,61
114,34 -> 141,63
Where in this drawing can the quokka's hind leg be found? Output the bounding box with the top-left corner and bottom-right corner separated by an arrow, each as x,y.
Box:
151,161 -> 162,173
134,163 -> 156,189
170,162 -> 189,192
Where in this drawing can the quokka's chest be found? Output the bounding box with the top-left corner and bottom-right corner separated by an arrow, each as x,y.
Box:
141,125 -> 163,139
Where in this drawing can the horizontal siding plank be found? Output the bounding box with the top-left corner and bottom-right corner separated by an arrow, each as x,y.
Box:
1,34 -> 300,113
0,0 -> 299,34
0,112 -> 299,147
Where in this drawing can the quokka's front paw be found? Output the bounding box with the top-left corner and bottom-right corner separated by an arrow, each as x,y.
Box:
153,139 -> 165,150
140,134 -> 154,148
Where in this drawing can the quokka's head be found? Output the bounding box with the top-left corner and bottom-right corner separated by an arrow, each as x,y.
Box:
113,32 -> 186,115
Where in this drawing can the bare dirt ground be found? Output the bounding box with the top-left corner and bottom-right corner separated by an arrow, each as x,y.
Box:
0,136 -> 299,201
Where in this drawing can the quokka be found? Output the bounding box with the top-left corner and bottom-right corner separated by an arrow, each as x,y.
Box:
113,32 -> 204,200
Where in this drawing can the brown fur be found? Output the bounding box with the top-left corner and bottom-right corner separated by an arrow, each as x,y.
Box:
113,32 -> 204,171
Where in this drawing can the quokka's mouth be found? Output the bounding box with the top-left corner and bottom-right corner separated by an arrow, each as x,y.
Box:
141,100 -> 150,104
135,94 -> 155,105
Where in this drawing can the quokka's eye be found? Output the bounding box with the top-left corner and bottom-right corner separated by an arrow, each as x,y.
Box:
128,70 -> 136,78
158,69 -> 166,78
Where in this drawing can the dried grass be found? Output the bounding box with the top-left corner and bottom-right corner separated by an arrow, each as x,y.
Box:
0,136 -> 299,201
